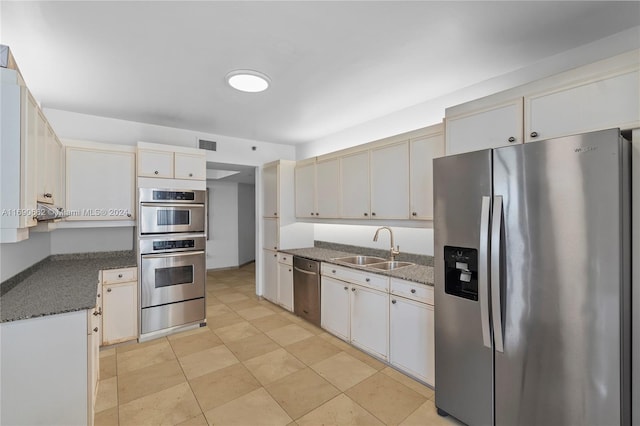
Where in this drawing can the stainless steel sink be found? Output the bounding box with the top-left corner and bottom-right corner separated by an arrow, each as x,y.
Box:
367,261 -> 414,270
333,255 -> 387,265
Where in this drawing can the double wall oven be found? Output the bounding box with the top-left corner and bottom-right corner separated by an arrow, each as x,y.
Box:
138,189 -> 207,337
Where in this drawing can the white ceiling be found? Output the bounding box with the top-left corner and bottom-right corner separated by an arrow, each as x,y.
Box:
1,1 -> 639,145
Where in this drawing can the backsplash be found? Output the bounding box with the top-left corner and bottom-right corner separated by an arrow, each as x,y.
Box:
314,240 -> 434,266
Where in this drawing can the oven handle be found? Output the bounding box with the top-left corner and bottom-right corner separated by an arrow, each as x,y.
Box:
142,250 -> 205,259
140,203 -> 204,208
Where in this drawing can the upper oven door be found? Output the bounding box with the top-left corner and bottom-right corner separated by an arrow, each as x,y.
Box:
140,203 -> 205,234
140,250 -> 205,308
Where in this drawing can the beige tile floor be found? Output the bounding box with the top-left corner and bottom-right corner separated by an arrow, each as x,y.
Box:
95,262 -> 462,426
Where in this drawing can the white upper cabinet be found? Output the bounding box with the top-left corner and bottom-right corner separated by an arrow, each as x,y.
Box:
65,142 -> 136,221
446,98 -> 524,155
315,157 -> 339,218
370,141 -> 409,219
340,150 -> 370,219
294,160 -> 315,218
137,149 -> 173,178
263,163 -> 278,218
525,68 -> 640,143
174,153 -> 206,180
410,132 -> 444,220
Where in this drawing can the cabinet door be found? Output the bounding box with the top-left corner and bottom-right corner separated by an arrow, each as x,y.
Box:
66,148 -> 135,221
315,158 -> 340,218
446,98 -> 523,155
35,109 -> 49,202
263,249 -> 278,302
20,90 -> 38,227
277,262 -> 294,312
320,276 -> 350,341
410,134 -> 444,220
370,142 -> 409,219
295,161 -> 316,218
390,296 -> 434,385
340,150 -> 370,219
350,284 -> 389,360
44,128 -> 63,206
174,153 -> 206,180
102,281 -> 138,345
263,218 -> 278,250
525,69 -> 640,143
263,164 -> 278,218
138,149 -> 173,178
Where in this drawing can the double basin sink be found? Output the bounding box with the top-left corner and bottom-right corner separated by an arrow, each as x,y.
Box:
333,255 -> 413,271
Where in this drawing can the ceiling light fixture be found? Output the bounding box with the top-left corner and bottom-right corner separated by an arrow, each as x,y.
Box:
226,69 -> 271,93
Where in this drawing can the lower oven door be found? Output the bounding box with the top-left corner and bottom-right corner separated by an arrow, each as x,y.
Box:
140,251 -> 205,308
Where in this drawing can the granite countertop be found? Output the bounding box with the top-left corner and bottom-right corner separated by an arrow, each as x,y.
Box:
0,251 -> 137,323
281,247 -> 434,286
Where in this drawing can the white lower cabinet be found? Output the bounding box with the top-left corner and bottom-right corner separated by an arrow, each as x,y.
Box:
350,284 -> 389,359
390,296 -> 435,386
321,276 -> 351,341
277,254 -> 294,312
263,249 -> 278,302
102,281 -> 138,345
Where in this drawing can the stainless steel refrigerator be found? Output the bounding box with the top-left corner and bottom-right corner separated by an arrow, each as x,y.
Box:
433,128 -> 631,426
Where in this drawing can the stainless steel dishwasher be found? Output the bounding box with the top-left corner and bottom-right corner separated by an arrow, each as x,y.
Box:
293,256 -> 321,326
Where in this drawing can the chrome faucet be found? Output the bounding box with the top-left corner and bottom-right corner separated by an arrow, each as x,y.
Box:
373,226 -> 400,261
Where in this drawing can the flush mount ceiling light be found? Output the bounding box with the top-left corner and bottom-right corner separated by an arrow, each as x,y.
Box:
226,69 -> 271,93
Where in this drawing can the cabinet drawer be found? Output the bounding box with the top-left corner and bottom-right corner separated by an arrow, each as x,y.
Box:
102,267 -> 137,284
390,278 -> 433,305
277,252 -> 293,266
321,263 -> 389,292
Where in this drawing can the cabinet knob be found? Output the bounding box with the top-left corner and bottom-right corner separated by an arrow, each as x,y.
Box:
392,299 -> 397,304
371,212 -> 376,216
154,170 -> 159,175
288,269 -> 292,272
412,212 -> 417,216
508,136 -> 516,143
127,213 -> 132,218
364,213 -> 368,217
332,270 -> 336,274
530,131 -> 539,138
93,327 -> 99,333
274,246 -> 277,250
274,254 -> 277,257
107,288 -> 112,293
411,289 -> 416,294
365,278 -> 370,282
315,212 -> 319,216
351,288 -> 356,292
344,286 -> 348,290
93,308 -> 102,316
44,193 -> 52,198
274,212 -> 277,216
189,173 -> 193,177
118,274 -> 123,278
310,212 -> 314,216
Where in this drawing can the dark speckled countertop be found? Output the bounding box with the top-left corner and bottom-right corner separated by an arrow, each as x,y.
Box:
0,251 -> 137,323
281,244 -> 434,286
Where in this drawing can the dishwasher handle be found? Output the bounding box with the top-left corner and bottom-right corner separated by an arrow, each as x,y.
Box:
293,266 -> 318,276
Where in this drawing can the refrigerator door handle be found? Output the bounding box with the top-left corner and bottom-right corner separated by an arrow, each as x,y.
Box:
491,195 -> 505,353
479,196 -> 492,348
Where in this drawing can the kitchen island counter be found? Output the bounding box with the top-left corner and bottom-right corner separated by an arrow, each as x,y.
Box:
281,246 -> 434,286
0,251 -> 136,323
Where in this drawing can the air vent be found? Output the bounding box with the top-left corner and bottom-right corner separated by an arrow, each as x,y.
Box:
198,139 -> 217,151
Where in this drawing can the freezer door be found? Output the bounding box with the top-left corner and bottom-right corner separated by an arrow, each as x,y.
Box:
434,150 -> 493,426
492,129 -> 630,426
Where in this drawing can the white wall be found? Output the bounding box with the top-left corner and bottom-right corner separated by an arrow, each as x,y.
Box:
314,223 -> 433,256
297,26 -> 640,159
237,183 -> 256,265
0,232 -> 51,281
206,181 -> 239,269
50,227 -> 134,254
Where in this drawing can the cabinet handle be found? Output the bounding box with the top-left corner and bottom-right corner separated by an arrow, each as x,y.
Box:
344,286 -> 348,290
365,278 -> 370,282
189,173 -> 193,177
154,170 -> 159,175
530,131 -> 538,138
371,212 -> 376,216
352,288 -> 356,292
364,213 -> 368,217
93,327 -> 99,333
508,136 -> 516,143
392,299 -> 397,304
412,212 -> 417,216
411,289 -> 416,294
107,288 -> 112,293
